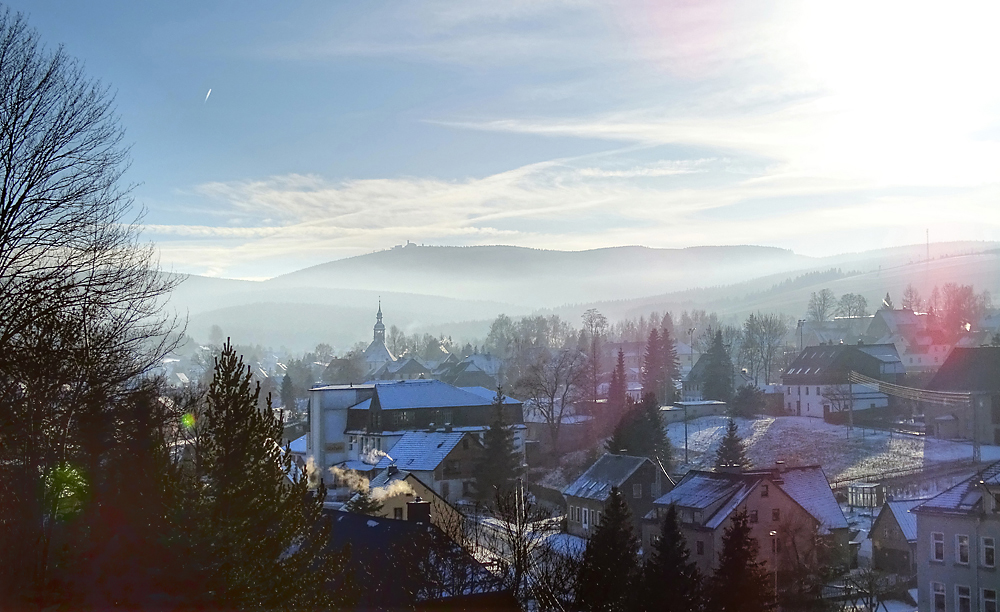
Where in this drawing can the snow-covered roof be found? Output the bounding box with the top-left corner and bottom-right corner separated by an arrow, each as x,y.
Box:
364,339 -> 395,363
652,466 -> 846,533
373,379 -> 519,410
289,434 -> 307,454
776,466 -> 848,534
459,386 -> 500,401
876,499 -> 924,542
653,471 -> 748,511
563,453 -> 651,501
374,430 -> 470,471
369,466 -> 411,489
914,460 -> 1000,515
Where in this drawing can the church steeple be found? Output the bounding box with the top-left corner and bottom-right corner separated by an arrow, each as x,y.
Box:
373,300 -> 386,343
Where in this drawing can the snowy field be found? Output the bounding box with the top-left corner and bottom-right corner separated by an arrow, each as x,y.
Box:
667,415 -> 1000,482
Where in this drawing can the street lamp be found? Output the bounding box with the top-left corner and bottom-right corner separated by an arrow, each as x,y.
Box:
797,320 -> 806,352
769,530 -> 779,609
687,328 -> 696,367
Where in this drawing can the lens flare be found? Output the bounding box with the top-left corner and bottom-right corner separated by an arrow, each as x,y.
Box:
182,412 -> 196,429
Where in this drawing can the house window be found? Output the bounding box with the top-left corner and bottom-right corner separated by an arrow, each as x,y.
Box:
815,387 -> 820,395
349,435 -> 356,450
931,582 -> 945,612
761,485 -> 769,498
394,507 -> 403,520
956,586 -> 971,612
696,541 -> 704,555
771,537 -> 782,553
462,438 -> 469,450
931,532 -> 944,561
597,511 -> 602,525
957,534 -> 970,564
633,484 -> 642,499
984,537 -> 996,568
983,589 -> 997,612
750,510 -> 758,523
805,387 -> 809,395
583,508 -> 589,526
772,508 -> 780,521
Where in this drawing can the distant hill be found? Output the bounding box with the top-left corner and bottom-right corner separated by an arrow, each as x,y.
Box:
265,244 -> 812,307
167,241 -> 1000,351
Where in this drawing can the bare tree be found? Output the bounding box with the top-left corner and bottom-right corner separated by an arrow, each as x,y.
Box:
900,284 -> 922,311
807,289 -> 837,322
515,348 -> 586,454
742,313 -> 788,385
0,10 -> 179,603
836,293 -> 869,318
581,308 -> 608,413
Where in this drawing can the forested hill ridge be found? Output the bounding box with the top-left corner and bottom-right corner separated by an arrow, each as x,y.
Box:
265,244 -> 811,307
168,241 -> 1000,352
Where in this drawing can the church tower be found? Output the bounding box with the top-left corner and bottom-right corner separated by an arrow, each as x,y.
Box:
373,300 -> 386,344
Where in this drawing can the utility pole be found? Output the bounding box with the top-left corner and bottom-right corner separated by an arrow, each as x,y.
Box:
683,403 -> 689,464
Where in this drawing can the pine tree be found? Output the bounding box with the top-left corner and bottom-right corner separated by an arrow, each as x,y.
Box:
707,510 -> 774,612
181,341 -> 350,609
280,372 -> 295,410
576,487 -> 640,612
715,418 -> 751,471
606,393 -> 671,471
641,504 -> 703,612
473,387 -> 520,503
702,330 -> 734,402
641,329 -> 665,397
344,487 -> 384,516
660,325 -> 680,403
608,349 -> 627,420
606,395 -> 637,455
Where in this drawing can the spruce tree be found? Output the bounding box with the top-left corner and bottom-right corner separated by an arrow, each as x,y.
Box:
715,418 -> 751,471
702,330 -> 734,402
608,348 -> 627,419
642,504 -> 703,612
181,341 -> 350,609
344,487 -> 384,516
280,372 -> 295,410
641,328 -> 665,397
660,325 -> 680,403
473,387 -> 520,503
707,510 -> 774,612
576,487 -> 640,612
606,393 -> 671,469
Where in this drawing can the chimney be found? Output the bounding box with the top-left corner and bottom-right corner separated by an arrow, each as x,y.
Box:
444,422 -> 453,433
407,497 -> 431,523
387,463 -> 398,477
773,460 -> 786,484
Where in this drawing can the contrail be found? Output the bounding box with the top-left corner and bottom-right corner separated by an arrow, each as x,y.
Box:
204,89 -> 212,103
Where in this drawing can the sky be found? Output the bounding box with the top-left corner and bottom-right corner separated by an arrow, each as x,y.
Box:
9,0 -> 1000,279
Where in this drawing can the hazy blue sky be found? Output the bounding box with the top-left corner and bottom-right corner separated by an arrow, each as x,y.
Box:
9,1 -> 1000,278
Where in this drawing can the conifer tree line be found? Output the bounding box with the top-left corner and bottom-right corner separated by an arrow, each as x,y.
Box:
575,490 -> 774,612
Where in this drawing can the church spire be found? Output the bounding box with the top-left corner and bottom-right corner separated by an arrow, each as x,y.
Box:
373,301 -> 386,344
